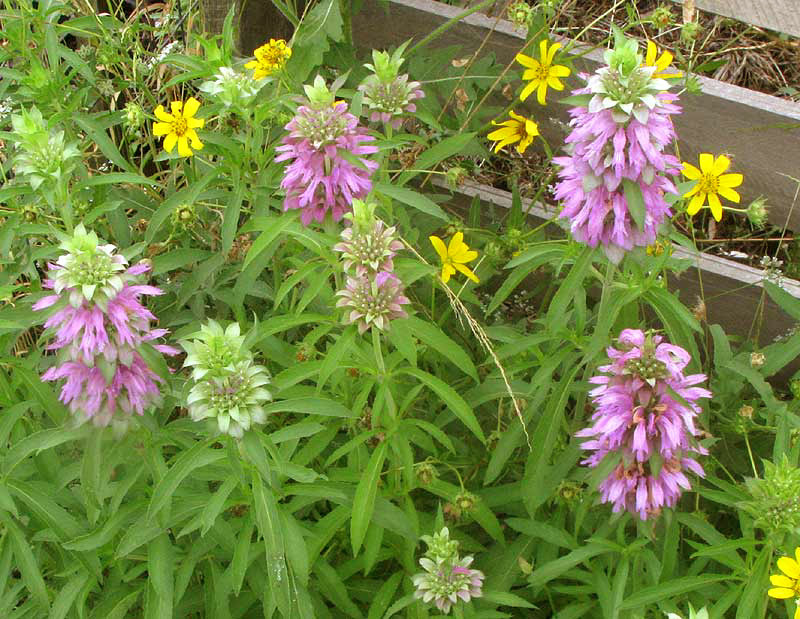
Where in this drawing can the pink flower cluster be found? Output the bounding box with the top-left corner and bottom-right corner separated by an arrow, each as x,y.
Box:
276,100 -> 378,225
576,329 -> 711,520
33,231 -> 176,430
554,85 -> 681,263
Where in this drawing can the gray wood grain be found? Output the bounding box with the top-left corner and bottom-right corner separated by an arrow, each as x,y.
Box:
668,0 -> 800,38
441,178 -> 800,345
353,0 -> 800,230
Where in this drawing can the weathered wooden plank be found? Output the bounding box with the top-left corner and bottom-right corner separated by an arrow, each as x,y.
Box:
353,0 -> 800,230
668,0 -> 800,38
441,178 -> 800,345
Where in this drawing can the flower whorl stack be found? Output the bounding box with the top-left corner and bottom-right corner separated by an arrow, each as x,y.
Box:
577,329 -> 711,520
33,225 -> 176,431
334,200 -> 409,333
553,35 -> 682,263
275,76 -> 378,225
181,320 -> 272,438
411,527 -> 484,615
358,44 -> 425,129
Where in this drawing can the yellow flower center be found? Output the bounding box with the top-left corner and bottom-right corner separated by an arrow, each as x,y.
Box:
698,173 -> 720,194
171,116 -> 188,137
533,63 -> 551,80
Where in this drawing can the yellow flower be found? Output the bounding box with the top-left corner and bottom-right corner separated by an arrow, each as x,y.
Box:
768,548 -> 800,619
487,111 -> 539,154
245,39 -> 291,79
643,40 -> 682,80
429,232 -> 479,284
682,153 -> 743,221
152,97 -> 204,158
516,39 -> 571,105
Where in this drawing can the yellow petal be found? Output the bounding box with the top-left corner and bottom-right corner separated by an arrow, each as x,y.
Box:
718,173 -> 743,189
550,64 -> 571,77
454,262 -> 479,283
187,117 -> 204,129
779,557 -> 800,579
163,132 -> 177,153
539,39 -> 549,62
687,192 -> 705,215
537,81 -> 549,106
170,100 -> 183,116
768,587 -> 796,599
656,50 -> 674,73
771,575 -> 796,588
794,547 -> 800,566
487,127 -> 517,142
683,181 -> 700,198
522,68 -> 541,82
698,153 -> 714,174
448,232 -> 466,256
183,96 -> 200,119
712,154 -> 731,175
525,119 -> 539,137
186,130 -> 204,150
429,236 -> 448,262
795,604 -> 800,619
152,122 -> 172,136
708,192 -> 723,221
519,80 -> 538,103
177,136 -> 193,158
453,249 -> 478,263
546,76 -> 565,91
645,41 -> 657,67
154,105 -> 173,122
717,185 -> 740,203
492,135 -> 519,153
508,110 -> 526,123
545,40 -> 561,64
244,60 -> 257,69
441,263 -> 455,283
515,53 -> 537,69
681,162 -> 702,180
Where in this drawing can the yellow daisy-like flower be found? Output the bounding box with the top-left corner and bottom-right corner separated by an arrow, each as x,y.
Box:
152,97 -> 204,158
681,153 -> 744,221
768,548 -> 800,619
516,39 -> 571,106
245,39 -> 292,79
643,40 -> 682,80
487,111 -> 539,154
429,232 -> 479,284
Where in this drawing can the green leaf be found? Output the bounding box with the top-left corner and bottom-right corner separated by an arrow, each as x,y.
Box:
1,513 -> 49,610
619,575 -> 731,610
405,315 -> 478,381
147,533 -> 174,618
151,248 -> 211,276
146,168 -> 219,243
351,442 -> 387,556
78,172 -> 161,188
3,426 -> 88,475
367,572 -> 403,619
396,132 -> 476,186
49,571 -> 89,619
545,246 -> 594,332
147,439 -> 225,520
231,514 -> 253,595
374,182 -> 449,221
200,477 -> 238,535
481,591 -> 536,609
529,544 -> 609,588
317,326 -> 358,393
262,397 -> 356,418
252,474 -> 291,616
243,214 -> 296,270
74,113 -> 133,173
622,179 -> 646,232
559,93 -> 592,107
402,368 -> 485,442
221,184 -> 244,255
765,280 -> 800,321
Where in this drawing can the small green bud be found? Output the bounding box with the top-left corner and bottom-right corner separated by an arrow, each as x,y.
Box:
746,197 -> 768,228
680,21 -> 701,44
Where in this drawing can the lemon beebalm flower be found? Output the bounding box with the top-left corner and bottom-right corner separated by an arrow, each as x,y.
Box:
487,111 -> 539,154
682,153 -> 743,221
245,39 -> 291,79
153,97 -> 204,158
429,232 -> 479,284
516,39 -> 571,105
768,548 -> 800,619
644,40 -> 682,80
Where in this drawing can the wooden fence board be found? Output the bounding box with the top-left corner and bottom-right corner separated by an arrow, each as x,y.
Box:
353,0 -> 800,230
441,179 -> 800,346
668,0 -> 800,38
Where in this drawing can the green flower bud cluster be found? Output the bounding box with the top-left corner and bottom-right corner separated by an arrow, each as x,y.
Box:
198,67 -> 266,110
10,106 -> 81,192
741,455 -> 800,537
181,321 -> 272,439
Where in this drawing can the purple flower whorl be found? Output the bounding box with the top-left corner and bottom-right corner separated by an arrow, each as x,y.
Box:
577,329 -> 710,520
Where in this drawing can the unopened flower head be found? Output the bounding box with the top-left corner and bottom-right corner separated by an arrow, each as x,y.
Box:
553,34 -> 682,262
199,66 -> 266,108
334,202 -> 404,276
335,271 -> 410,334
275,77 -> 378,225
412,527 -> 484,615
245,39 -> 291,79
33,226 -> 176,431
181,320 -> 272,438
358,44 -> 425,129
576,329 -> 710,519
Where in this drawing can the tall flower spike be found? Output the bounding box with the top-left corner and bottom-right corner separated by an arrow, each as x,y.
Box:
275,76 -> 378,225
576,329 -> 710,520
181,320 -> 272,438
334,200 -> 404,276
553,34 -> 682,262
33,224 -> 176,432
